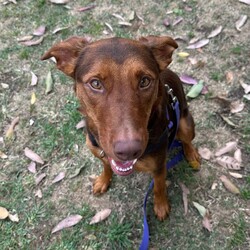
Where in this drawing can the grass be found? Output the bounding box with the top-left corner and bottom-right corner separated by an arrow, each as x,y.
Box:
1,0 -> 250,249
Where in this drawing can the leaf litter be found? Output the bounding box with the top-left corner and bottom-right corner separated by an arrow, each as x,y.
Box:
5,116 -> 19,140
89,209 -> 111,225
52,172 -> 65,184
24,147 -> 44,164
52,214 -> 83,233
220,175 -> 240,194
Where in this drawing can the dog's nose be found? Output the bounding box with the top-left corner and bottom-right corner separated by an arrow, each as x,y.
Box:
114,140 -> 142,161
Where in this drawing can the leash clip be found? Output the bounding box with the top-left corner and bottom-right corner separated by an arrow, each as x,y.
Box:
165,84 -> 177,104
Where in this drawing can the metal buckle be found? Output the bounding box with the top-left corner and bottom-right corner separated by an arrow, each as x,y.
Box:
165,84 -> 177,103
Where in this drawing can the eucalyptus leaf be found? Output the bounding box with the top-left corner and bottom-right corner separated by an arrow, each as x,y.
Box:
45,71 -> 53,94
187,80 -> 204,98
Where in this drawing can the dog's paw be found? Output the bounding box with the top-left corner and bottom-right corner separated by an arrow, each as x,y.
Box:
184,145 -> 201,170
154,200 -> 171,221
93,175 -> 110,194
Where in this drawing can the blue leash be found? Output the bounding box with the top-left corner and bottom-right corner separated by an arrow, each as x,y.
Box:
139,98 -> 182,250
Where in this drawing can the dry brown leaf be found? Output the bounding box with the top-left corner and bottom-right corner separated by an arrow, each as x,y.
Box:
35,173 -> 46,185
31,71 -> 38,86
17,35 -> 33,42
229,172 -> 243,179
8,213 -> 19,222
89,209 -> 111,225
35,189 -> 43,198
52,26 -> 69,34
207,26 -> 222,38
215,141 -> 237,157
27,161 -> 37,173
33,25 -> 46,36
5,117 -> 19,140
216,155 -> 241,170
202,211 -> 212,232
0,206 -> 9,219
24,147 -> 44,164
220,175 -> 240,194
240,82 -> 250,94
179,182 -> 190,215
52,172 -> 65,184
234,148 -> 242,163
76,120 -> 86,129
235,15 -> 248,31
226,71 -> 234,84
239,0 -> 250,5
52,214 -> 83,233
230,100 -> 245,113
49,0 -> 69,4
193,202 -> 206,217
198,147 -> 213,160
0,150 -> 8,159
20,36 -> 44,46
187,39 -> 209,49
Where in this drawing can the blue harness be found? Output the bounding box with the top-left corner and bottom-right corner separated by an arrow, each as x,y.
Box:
139,85 -> 183,250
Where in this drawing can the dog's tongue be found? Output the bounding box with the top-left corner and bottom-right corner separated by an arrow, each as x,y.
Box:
108,158 -> 137,176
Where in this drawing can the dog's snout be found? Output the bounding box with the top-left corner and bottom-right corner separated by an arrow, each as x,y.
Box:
114,140 -> 143,161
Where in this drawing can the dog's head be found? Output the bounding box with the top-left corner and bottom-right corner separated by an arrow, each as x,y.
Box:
42,36 -> 177,176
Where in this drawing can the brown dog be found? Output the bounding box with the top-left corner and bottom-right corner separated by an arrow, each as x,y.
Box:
42,36 -> 200,220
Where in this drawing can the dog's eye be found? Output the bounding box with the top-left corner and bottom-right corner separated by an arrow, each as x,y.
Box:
139,76 -> 151,89
89,79 -> 103,90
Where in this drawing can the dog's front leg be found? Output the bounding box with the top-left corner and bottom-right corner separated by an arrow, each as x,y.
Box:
153,165 -> 170,221
86,135 -> 113,194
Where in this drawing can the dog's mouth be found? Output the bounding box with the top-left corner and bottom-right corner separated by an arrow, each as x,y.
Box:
108,157 -> 137,176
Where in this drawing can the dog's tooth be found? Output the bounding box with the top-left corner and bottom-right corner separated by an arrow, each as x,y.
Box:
111,159 -> 117,167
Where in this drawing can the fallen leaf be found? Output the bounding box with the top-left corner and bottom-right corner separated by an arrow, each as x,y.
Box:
52,26 -> 69,34
193,202 -> 206,217
163,18 -> 170,27
187,39 -> 209,49
239,0 -> 250,4
31,71 -> 38,86
202,211 -> 212,232
230,100 -> 244,113
33,25 -> 46,36
220,175 -> 240,194
235,15 -> 248,31
118,21 -> 132,26
45,71 -> 53,94
173,17 -> 183,26
128,10 -> 135,21
198,147 -> 213,160
180,74 -> 198,85
52,214 -> 83,233
1,83 -> 9,89
20,36 -> 44,46
24,147 -> 44,164
105,23 -> 113,32
219,114 -> 237,128
229,172 -> 243,179
76,120 -> 86,129
112,13 -> 125,21
49,0 -> 69,4
31,92 -> 36,105
35,189 -> 43,198
89,209 -> 111,225
27,161 -> 37,173
207,26 -> 222,38
35,173 -> 46,185
0,150 -> 8,159
177,52 -> 190,58
52,172 -> 65,184
240,82 -> 250,94
243,94 -> 250,100
211,182 -> 218,190
189,37 -> 200,44
186,80 -> 204,98
234,148 -> 242,163
216,156 -> 241,170
226,71 -> 234,84
0,207 -> 9,219
179,182 -> 190,215
77,5 -> 96,12
5,117 -> 19,140
215,141 -> 237,157
17,35 -> 33,42
8,213 -> 19,223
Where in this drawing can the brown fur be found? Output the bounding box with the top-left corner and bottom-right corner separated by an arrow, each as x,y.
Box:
42,36 -> 201,220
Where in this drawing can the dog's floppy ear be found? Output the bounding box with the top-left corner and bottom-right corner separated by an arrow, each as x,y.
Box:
41,36 -> 89,77
139,36 -> 178,71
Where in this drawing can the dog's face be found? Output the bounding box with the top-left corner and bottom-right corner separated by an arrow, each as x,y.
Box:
42,36 -> 177,176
